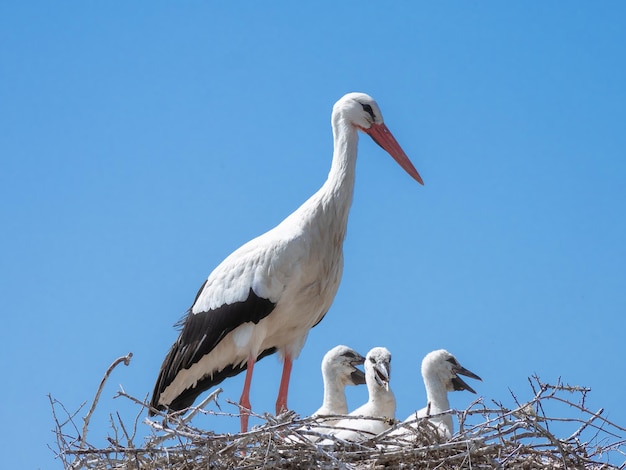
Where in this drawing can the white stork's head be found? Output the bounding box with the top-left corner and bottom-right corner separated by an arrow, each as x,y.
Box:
333,92 -> 386,130
332,92 -> 424,185
365,346 -> 392,392
421,349 -> 482,394
321,345 -> 366,387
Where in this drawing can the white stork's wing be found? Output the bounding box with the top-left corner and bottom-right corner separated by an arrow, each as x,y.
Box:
150,232 -> 305,413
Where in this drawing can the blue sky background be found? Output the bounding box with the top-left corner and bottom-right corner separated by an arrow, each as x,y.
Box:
1,2 -> 625,468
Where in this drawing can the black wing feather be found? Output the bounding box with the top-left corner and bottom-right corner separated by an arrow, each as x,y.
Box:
150,287 -> 276,414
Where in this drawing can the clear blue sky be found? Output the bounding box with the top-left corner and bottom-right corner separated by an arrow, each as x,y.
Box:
1,2 -> 625,468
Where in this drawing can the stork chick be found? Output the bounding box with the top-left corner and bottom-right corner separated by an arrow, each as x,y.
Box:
393,349 -> 481,441
325,347 -> 395,443
313,345 -> 366,420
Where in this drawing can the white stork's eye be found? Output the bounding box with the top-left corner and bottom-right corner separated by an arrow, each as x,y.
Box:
361,103 -> 375,120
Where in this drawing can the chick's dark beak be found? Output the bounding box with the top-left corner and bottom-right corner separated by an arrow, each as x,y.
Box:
350,368 -> 366,386
451,365 -> 482,394
374,361 -> 391,391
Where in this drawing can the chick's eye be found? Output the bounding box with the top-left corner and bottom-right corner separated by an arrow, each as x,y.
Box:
361,103 -> 375,120
369,357 -> 376,363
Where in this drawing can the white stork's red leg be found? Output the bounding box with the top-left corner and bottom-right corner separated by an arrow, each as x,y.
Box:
275,354 -> 293,414
239,355 -> 256,433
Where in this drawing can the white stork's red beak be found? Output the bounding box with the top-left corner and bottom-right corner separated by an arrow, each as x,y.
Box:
363,122 -> 424,185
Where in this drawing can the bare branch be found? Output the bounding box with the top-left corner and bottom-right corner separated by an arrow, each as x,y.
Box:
79,352 -> 133,450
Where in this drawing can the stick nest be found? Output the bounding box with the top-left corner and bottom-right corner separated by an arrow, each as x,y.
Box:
50,353 -> 626,469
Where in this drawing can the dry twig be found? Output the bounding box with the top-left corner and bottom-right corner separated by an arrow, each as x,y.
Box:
50,364 -> 626,469
80,352 -> 133,450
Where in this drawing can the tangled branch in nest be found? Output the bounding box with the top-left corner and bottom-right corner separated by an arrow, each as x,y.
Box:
50,354 -> 626,469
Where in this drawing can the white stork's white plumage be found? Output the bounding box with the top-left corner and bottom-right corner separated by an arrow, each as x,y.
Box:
324,347 -> 395,443
312,345 -> 366,420
150,93 -> 423,432
392,349 -> 481,441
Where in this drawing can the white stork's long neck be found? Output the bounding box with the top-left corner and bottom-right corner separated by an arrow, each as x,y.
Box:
318,115 -> 359,232
424,375 -> 454,434
322,374 -> 348,414
425,378 -> 450,415
366,381 -> 395,419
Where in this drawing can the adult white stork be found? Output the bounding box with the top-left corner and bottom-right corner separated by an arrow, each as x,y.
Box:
149,93 -> 423,432
324,347 -> 396,443
391,350 -> 481,441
